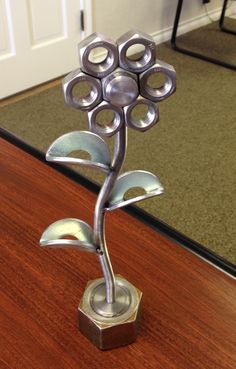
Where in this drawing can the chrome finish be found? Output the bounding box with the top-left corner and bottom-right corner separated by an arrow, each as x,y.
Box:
82,276 -> 139,320
78,275 -> 142,350
117,29 -> 156,73
91,282 -> 130,318
63,68 -> 102,110
40,218 -> 96,253
140,60 -> 176,102
102,68 -> 138,107
94,126 -> 127,304
40,29 -> 176,350
106,170 -> 164,211
46,131 -> 111,172
124,96 -> 159,131
78,33 -> 118,78
88,101 -> 124,137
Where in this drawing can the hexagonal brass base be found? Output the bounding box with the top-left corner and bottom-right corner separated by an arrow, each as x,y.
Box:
78,275 -> 142,350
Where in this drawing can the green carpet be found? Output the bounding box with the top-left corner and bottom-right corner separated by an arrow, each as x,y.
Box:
1,20 -> 236,264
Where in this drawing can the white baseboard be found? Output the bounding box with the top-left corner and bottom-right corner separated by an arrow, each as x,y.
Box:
93,5 -> 234,62
152,5 -> 234,46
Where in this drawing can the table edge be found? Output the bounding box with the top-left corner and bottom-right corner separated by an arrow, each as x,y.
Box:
1,127 -> 235,277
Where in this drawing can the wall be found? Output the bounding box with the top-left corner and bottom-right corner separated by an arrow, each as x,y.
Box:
232,0 -> 236,16
87,0 -> 232,45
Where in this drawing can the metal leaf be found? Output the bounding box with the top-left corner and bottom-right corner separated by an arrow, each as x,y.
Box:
40,218 -> 96,253
46,131 -> 111,172
106,170 -> 164,211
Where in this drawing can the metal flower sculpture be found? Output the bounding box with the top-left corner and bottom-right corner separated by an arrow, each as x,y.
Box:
40,30 -> 176,350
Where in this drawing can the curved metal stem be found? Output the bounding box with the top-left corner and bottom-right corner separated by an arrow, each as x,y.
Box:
93,124 -> 127,304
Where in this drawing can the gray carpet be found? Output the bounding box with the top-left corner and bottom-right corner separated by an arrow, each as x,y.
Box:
1,20 -> 236,264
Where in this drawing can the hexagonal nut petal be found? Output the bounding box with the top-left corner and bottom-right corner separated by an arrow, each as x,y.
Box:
88,101 -> 124,137
102,67 -> 138,107
117,29 -> 156,73
139,60 -> 176,102
78,276 -> 142,350
124,95 -> 159,132
78,32 -> 118,78
63,68 -> 102,111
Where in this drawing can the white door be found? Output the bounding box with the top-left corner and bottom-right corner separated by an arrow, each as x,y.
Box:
0,0 -> 84,99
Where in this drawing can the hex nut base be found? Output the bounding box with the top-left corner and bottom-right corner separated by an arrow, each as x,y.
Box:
78,275 -> 142,350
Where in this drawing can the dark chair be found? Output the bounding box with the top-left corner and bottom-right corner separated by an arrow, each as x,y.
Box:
171,0 -> 236,71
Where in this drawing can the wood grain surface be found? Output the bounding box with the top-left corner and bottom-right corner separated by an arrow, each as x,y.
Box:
0,138 -> 235,369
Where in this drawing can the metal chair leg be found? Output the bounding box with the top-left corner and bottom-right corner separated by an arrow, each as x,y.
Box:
170,0 -> 236,71
219,0 -> 236,36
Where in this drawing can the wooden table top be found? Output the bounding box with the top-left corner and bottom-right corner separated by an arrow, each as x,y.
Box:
0,137 -> 235,369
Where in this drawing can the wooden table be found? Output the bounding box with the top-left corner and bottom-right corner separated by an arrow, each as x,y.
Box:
0,135 -> 235,369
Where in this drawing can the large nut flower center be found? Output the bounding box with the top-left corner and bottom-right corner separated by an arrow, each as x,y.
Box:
103,72 -> 139,107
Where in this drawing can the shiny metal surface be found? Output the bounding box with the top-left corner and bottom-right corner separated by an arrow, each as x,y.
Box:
78,33 -> 118,78
88,101 -> 124,137
124,95 -> 159,131
81,276 -> 140,321
78,276 -> 142,350
117,29 -> 156,73
91,283 -> 130,317
106,170 -> 164,211
102,68 -> 138,107
63,68 -> 102,111
40,218 -> 96,252
46,131 -> 111,172
140,60 -> 176,101
40,29 -> 176,349
94,126 -> 127,304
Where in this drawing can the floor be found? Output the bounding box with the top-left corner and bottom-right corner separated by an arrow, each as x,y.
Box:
0,77 -> 62,108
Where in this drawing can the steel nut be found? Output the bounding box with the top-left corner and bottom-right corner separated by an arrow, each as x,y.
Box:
124,96 -> 159,132
78,32 -> 118,78
88,101 -> 124,137
102,67 -> 138,107
117,29 -> 156,73
140,60 -> 176,102
78,276 -> 142,350
63,68 -> 102,111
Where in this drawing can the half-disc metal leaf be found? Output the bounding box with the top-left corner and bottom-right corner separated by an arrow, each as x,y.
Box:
46,131 -> 111,171
40,218 -> 96,253
106,170 -> 164,211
